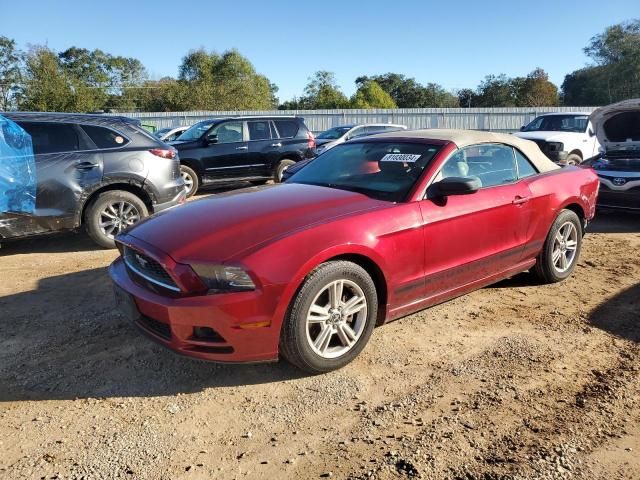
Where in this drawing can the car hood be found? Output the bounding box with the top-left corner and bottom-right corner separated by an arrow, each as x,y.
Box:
590,98 -> 640,153
170,139 -> 200,149
126,183 -> 389,263
513,131 -> 582,143
315,138 -> 335,147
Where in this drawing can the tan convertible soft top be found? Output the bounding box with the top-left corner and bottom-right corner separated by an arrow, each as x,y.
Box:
370,128 -> 560,173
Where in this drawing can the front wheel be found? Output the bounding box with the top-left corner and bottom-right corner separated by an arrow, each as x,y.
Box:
280,261 -> 378,373
85,190 -> 149,249
534,209 -> 583,283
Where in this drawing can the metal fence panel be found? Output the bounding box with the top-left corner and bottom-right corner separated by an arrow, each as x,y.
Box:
111,107 -> 597,133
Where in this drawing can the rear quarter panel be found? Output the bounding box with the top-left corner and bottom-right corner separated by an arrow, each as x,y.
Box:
522,166 -> 599,258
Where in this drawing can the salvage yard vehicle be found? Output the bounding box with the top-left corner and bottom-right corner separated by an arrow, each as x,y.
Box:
155,126 -> 188,142
514,112 -> 599,165
584,98 -> 640,211
109,129 -> 599,373
314,123 -> 407,155
171,116 -> 316,196
0,113 -> 186,248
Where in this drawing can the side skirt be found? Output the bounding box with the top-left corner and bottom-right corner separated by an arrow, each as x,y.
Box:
386,259 -> 536,323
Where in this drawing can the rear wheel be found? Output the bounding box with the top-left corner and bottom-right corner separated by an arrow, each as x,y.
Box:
280,261 -> 378,373
85,190 -> 149,249
180,165 -> 199,197
274,159 -> 296,182
534,209 -> 582,283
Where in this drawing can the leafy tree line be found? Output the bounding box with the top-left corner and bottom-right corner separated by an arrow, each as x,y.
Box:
0,19 -> 638,112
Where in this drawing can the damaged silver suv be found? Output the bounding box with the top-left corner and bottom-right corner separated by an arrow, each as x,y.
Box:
0,113 -> 186,248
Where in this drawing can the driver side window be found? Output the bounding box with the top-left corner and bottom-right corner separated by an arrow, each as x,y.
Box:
211,121 -> 243,144
437,144 -> 518,189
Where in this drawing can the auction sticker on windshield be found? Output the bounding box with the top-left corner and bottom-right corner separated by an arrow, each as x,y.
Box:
380,153 -> 422,163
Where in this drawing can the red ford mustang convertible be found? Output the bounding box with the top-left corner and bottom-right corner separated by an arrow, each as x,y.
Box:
109,130 -> 599,373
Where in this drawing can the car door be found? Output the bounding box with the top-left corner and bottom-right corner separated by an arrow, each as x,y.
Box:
246,120 -> 279,177
418,143 -> 533,298
200,120 -> 249,180
17,121 -> 103,221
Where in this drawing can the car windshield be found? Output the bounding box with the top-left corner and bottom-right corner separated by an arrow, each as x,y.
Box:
155,128 -> 172,137
523,115 -> 588,133
176,120 -> 218,141
287,141 -> 441,202
316,126 -> 352,140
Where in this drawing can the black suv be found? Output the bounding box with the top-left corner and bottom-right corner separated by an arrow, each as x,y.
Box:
171,116 -> 315,196
0,112 -> 186,248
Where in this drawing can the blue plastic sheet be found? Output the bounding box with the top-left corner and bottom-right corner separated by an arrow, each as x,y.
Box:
0,114 -> 36,214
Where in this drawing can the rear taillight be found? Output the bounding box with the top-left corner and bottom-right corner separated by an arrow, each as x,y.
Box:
150,148 -> 177,159
307,131 -> 316,149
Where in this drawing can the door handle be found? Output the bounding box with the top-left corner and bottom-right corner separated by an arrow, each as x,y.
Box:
512,195 -> 530,205
235,146 -> 248,150
270,142 -> 282,147
75,162 -> 99,170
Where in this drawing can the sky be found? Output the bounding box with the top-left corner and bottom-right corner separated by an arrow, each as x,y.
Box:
3,0 -> 638,101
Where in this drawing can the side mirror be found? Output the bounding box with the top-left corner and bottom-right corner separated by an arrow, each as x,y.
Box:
431,176 -> 481,197
205,133 -> 218,144
588,128 -> 595,137
519,126 -> 526,131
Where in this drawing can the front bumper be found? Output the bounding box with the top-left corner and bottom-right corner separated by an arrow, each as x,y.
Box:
109,258 -> 282,363
597,186 -> 640,211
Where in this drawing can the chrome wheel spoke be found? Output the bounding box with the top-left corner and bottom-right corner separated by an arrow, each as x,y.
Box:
336,323 -> 357,347
307,304 -> 330,324
314,325 -> 333,354
329,280 -> 344,308
565,240 -> 577,251
342,294 -> 366,317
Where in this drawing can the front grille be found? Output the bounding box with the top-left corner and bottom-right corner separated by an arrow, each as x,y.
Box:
123,246 -> 180,292
138,315 -> 171,340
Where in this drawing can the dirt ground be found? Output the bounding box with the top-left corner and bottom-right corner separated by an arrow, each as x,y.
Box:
1,198 -> 639,480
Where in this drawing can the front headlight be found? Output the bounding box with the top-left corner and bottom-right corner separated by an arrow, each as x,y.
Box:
190,264 -> 256,292
547,142 -> 564,152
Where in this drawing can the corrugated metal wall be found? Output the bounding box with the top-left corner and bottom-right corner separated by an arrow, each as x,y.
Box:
113,107 -> 597,133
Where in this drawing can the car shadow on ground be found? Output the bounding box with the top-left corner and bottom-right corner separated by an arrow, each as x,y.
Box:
588,282 -> 640,344
0,266 -> 306,402
0,231 -> 103,256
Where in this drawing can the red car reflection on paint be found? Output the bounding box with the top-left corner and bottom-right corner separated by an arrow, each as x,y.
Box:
109,130 -> 599,373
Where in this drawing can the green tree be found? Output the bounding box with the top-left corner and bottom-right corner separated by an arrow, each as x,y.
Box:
350,80 -> 396,108
513,68 -> 558,106
355,73 -> 457,107
0,36 -> 22,111
19,46 -> 74,111
562,19 -> 640,104
176,48 -> 276,110
299,71 -> 349,109
473,74 -> 516,107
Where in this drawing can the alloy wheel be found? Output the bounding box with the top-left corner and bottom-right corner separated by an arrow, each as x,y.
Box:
552,221 -> 578,273
99,201 -> 141,239
181,170 -> 194,193
305,279 -> 368,359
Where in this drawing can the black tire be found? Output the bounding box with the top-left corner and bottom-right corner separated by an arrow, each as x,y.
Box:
534,209 -> 583,283
180,164 -> 200,197
85,190 -> 149,249
280,261 -> 378,374
565,153 -> 582,166
274,159 -> 296,183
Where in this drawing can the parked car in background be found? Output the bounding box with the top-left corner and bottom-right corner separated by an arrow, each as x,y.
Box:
110,129 -> 598,373
314,123 -> 407,155
156,126 -> 188,142
583,99 -> 640,211
170,116 -> 315,196
513,112 -> 599,165
0,112 -> 186,248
